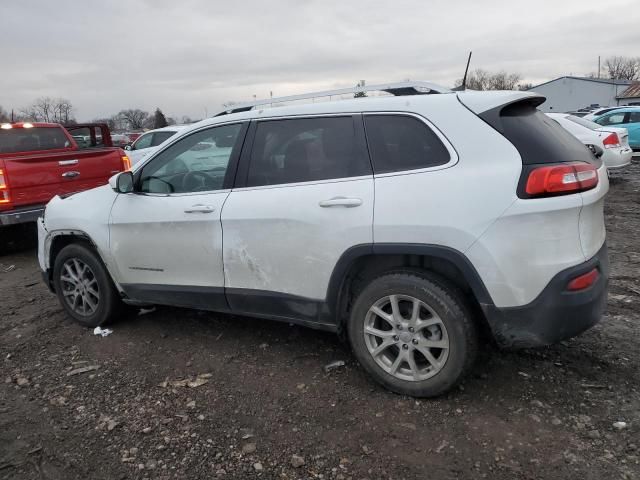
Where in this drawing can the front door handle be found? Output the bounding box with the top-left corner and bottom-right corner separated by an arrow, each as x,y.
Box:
62,171 -> 80,178
184,204 -> 215,214
319,197 -> 363,208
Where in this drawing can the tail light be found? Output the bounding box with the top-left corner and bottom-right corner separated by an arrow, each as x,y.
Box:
602,132 -> 620,149
525,162 -> 598,197
122,155 -> 132,171
567,268 -> 599,291
0,168 -> 10,204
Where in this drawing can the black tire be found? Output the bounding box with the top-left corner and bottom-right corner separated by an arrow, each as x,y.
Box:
347,271 -> 478,398
52,243 -> 125,327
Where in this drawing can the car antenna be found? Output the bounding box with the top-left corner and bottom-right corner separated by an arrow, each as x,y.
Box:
461,51 -> 472,90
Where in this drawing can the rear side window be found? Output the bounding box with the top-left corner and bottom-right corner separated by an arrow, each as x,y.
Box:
0,127 -> 70,154
247,116 -> 370,187
629,112 -> 640,122
151,131 -> 175,146
363,115 -> 450,173
481,101 -> 595,165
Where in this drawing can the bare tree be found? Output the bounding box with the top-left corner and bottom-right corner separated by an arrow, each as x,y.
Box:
604,56 -> 640,80
118,109 -> 149,130
455,69 -> 522,91
0,105 -> 9,123
20,97 -> 75,123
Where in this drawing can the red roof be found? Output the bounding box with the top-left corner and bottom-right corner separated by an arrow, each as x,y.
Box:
618,82 -> 640,99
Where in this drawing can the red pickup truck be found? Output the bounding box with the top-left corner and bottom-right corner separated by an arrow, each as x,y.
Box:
0,122 -> 130,226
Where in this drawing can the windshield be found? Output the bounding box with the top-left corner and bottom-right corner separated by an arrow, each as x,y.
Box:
567,115 -> 601,131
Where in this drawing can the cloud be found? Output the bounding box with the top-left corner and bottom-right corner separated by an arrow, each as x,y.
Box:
1,0 -> 638,120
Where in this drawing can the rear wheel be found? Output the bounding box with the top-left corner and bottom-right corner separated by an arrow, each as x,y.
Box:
348,271 -> 477,397
53,243 -> 125,327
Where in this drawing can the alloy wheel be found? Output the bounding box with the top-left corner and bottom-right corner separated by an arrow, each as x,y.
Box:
59,258 -> 100,316
363,294 -> 450,381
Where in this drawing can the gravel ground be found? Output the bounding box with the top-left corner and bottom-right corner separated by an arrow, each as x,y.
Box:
1,159 -> 639,480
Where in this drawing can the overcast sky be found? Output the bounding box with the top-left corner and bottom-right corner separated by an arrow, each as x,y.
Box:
1,0 -> 639,121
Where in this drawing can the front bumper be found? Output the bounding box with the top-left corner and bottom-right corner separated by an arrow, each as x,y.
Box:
0,205 -> 45,226
483,242 -> 609,348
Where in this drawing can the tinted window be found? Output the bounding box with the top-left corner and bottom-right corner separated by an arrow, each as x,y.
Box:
247,116 -> 370,187
0,127 -> 70,153
151,131 -> 175,147
481,101 -> 595,165
363,115 -> 450,173
628,112 -> 640,122
140,124 -> 241,194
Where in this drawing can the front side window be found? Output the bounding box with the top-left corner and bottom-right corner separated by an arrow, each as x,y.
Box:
151,131 -> 175,147
597,113 -> 626,126
139,123 -> 242,194
246,116 -> 370,187
364,115 -> 450,174
132,133 -> 153,150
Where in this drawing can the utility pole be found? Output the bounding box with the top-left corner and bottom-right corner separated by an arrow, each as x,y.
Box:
598,56 -> 601,79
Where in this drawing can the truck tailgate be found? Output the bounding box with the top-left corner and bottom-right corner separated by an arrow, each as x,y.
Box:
3,148 -> 124,209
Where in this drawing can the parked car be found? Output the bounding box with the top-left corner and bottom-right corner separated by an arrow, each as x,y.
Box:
0,122 -> 130,227
591,107 -> 640,151
124,126 -> 186,165
124,132 -> 143,143
546,113 -> 632,170
37,82 -> 609,397
111,134 -> 132,148
583,106 -> 627,121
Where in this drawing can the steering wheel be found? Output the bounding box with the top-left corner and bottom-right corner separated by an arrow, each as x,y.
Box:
182,170 -> 215,192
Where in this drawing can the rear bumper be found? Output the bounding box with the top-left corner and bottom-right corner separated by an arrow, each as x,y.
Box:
0,205 -> 45,226
604,148 -> 633,169
483,242 -> 609,348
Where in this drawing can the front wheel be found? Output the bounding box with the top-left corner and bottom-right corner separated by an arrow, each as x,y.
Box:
347,271 -> 478,397
53,243 -> 125,327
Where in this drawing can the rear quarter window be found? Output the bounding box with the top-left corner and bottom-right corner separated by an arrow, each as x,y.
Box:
0,127 -> 70,154
481,101 -> 594,165
363,115 -> 450,174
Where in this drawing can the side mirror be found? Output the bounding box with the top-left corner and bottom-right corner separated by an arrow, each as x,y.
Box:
109,171 -> 135,193
124,144 -> 132,151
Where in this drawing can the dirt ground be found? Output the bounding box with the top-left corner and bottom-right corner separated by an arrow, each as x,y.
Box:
1,160 -> 639,480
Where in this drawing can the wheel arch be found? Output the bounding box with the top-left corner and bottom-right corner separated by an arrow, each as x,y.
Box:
45,230 -> 119,293
326,243 -> 495,337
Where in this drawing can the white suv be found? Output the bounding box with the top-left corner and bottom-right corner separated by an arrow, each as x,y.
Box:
37,82 -> 609,397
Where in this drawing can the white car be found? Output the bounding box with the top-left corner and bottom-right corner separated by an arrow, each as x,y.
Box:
37,82 -> 609,397
546,113 -> 633,170
583,106 -> 626,122
124,125 -> 187,165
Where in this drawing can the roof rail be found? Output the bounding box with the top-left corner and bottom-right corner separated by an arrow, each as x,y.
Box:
215,81 -> 452,116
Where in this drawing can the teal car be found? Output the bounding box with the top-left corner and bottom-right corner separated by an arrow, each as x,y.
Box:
592,107 -> 640,150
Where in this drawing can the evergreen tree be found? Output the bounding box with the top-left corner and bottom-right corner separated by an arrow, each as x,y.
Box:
153,108 -> 168,128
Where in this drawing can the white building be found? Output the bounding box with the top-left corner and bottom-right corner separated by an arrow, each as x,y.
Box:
528,76 -> 633,112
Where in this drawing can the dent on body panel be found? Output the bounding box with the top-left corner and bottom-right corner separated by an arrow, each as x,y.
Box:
223,217 -> 347,297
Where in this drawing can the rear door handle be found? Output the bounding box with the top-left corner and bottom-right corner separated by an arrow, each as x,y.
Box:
62,171 -> 80,178
319,197 -> 363,208
184,204 -> 215,214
